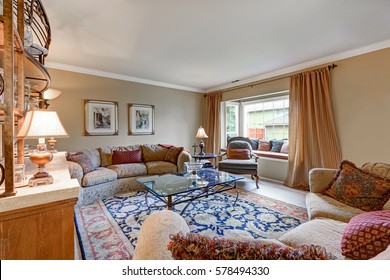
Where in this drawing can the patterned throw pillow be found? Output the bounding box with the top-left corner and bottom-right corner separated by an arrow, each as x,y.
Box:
112,150 -> 142,165
164,146 -> 183,164
249,138 -> 260,150
168,233 -> 336,260
227,148 -> 251,159
67,152 -> 95,174
258,139 -> 271,151
270,140 -> 284,152
323,160 -> 390,211
341,210 -> 390,260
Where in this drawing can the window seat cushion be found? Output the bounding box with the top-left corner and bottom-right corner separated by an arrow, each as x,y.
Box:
253,150 -> 288,160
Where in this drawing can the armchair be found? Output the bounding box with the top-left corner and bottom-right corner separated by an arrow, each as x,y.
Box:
218,137 -> 259,188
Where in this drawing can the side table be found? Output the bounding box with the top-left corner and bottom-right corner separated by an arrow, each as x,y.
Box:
192,153 -> 218,168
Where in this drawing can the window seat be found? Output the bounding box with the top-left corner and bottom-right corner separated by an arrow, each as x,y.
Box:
220,148 -> 288,160
252,150 -> 288,160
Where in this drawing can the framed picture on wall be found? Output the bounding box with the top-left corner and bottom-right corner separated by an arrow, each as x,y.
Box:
128,103 -> 155,135
84,99 -> 118,136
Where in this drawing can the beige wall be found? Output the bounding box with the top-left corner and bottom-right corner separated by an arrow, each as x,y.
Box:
331,47 -> 390,166
220,47 -> 390,177
45,69 -> 204,152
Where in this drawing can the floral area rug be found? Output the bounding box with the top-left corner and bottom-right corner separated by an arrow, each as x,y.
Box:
74,189 -> 308,260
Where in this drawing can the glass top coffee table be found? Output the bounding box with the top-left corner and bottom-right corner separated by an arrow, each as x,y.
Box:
136,168 -> 243,215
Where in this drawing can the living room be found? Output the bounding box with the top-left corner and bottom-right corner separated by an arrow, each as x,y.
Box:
1,0 -> 390,278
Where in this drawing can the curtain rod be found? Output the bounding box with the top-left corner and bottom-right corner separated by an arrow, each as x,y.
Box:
205,63 -> 338,96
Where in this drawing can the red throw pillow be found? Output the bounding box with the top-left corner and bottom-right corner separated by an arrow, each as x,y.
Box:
341,210 -> 390,259
112,150 -> 142,164
227,148 -> 251,159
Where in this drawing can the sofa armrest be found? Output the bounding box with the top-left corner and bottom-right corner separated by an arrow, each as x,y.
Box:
133,210 -> 190,260
309,168 -> 337,193
177,150 -> 191,172
67,161 -> 83,184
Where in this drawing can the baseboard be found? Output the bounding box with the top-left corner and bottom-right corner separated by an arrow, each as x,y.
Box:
260,176 -> 285,185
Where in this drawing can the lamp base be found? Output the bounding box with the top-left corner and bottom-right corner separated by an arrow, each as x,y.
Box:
198,140 -> 205,156
28,172 -> 53,187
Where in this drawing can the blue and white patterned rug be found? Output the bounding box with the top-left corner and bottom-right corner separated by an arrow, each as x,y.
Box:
75,189 -> 308,260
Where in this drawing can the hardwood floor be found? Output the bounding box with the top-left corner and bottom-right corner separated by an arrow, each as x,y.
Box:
237,175 -> 307,208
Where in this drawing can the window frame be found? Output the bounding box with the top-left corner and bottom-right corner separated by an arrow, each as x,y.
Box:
221,90 -> 289,147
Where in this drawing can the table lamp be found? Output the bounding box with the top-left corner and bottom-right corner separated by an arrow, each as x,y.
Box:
16,109 -> 69,187
195,126 -> 208,155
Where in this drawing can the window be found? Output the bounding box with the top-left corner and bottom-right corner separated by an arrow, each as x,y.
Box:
222,92 -> 289,145
243,96 -> 289,140
225,102 -> 239,137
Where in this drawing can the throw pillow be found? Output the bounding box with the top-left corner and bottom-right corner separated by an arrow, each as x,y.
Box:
258,139 -> 271,151
270,140 -> 284,153
164,146 -> 184,164
280,140 -> 289,154
341,210 -> 390,260
227,148 -> 251,159
249,138 -> 260,150
323,160 -> 390,211
66,152 -> 95,174
112,150 -> 142,165
98,146 -> 114,167
142,144 -> 169,162
361,162 -> 390,180
168,233 -> 336,260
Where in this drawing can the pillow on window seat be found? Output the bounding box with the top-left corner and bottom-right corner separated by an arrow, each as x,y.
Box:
280,140 -> 289,154
270,140 -> 285,152
258,139 -> 271,151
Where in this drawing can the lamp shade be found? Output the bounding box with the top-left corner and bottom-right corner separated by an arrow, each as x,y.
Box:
17,109 -> 69,139
195,126 -> 208,139
43,88 -> 62,100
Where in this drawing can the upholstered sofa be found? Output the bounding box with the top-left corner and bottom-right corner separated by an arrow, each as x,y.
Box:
133,161 -> 390,260
307,162 -> 390,223
67,144 -> 191,206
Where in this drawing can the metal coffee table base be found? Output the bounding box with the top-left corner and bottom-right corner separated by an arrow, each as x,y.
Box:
144,181 -> 239,215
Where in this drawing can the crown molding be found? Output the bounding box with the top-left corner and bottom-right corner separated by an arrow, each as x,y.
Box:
206,39 -> 390,93
45,62 -> 205,93
46,39 -> 390,94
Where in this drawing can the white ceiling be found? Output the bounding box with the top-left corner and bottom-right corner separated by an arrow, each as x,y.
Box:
43,0 -> 390,92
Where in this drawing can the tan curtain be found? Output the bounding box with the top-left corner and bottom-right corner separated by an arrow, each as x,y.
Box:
285,67 -> 342,190
205,92 -> 221,154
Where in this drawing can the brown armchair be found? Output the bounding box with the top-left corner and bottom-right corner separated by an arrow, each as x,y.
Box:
218,137 -> 259,188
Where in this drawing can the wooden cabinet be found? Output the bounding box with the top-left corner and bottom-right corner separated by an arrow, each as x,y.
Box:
0,152 -> 80,260
0,198 -> 77,260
